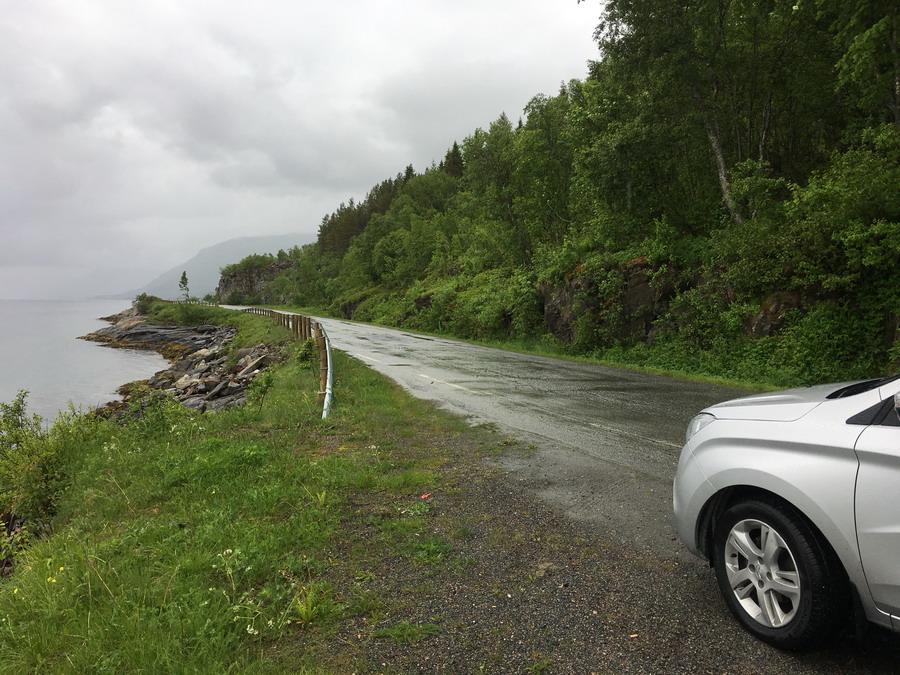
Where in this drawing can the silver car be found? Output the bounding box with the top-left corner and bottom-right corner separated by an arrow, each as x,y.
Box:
673,374 -> 900,649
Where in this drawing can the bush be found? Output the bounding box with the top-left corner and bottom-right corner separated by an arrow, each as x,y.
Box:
767,302 -> 886,384
0,391 -> 48,519
133,293 -> 163,315
0,392 -> 113,524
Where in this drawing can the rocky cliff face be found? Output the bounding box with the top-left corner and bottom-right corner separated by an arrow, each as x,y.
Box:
540,257 -> 681,347
216,261 -> 293,304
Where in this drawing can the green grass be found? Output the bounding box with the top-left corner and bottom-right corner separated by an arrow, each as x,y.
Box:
0,309 -> 471,673
373,620 -> 441,644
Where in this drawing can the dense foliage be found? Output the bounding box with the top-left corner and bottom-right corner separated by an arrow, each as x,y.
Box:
224,1 -> 899,386
219,250 -> 295,278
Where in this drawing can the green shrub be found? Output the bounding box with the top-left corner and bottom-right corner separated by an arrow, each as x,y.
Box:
767,302 -> 886,384
0,391 -> 49,519
220,253 -> 277,278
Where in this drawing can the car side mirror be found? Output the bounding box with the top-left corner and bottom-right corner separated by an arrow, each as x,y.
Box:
895,393 -> 900,421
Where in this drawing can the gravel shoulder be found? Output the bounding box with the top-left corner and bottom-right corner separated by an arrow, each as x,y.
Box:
269,418 -> 900,674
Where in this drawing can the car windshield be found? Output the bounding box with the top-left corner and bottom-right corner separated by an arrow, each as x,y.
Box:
826,374 -> 900,399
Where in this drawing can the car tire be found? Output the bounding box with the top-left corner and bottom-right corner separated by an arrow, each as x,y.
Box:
712,497 -> 847,650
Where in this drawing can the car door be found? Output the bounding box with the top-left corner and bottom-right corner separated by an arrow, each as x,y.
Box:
854,401 -> 900,622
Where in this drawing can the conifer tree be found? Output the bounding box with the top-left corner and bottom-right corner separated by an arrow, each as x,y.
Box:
179,271 -> 189,300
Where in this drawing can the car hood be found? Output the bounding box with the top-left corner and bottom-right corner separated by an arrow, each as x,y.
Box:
704,382 -> 845,422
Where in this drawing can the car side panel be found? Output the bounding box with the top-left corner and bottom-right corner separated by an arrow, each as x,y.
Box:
854,424 -> 900,617
688,413 -> 867,602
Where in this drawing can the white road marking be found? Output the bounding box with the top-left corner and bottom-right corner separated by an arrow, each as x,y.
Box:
418,373 -> 478,394
589,422 -> 681,449
354,353 -> 385,364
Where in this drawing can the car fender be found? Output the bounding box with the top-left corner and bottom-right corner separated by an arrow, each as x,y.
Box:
690,425 -> 866,593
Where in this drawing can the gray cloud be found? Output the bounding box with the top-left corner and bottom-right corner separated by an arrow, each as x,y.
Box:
0,0 -> 599,299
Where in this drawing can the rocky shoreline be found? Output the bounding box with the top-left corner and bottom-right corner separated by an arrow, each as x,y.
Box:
80,307 -> 282,414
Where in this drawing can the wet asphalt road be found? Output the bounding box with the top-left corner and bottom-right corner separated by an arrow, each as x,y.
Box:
314,317 -> 748,558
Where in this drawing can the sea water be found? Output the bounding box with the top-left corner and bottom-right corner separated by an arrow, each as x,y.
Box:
0,299 -> 168,424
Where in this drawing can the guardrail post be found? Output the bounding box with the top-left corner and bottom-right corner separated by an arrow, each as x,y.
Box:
313,322 -> 327,405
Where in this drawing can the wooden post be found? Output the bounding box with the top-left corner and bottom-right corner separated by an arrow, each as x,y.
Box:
314,322 -> 327,405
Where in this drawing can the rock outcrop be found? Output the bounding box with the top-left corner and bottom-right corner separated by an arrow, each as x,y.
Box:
746,291 -> 804,338
81,310 -> 283,414
216,260 -> 293,304
83,308 -> 235,360
540,257 -> 680,346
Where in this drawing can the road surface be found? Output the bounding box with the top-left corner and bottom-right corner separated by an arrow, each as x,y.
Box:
315,316 -> 747,558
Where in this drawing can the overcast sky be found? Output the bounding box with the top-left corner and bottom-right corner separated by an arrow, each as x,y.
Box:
1,1 -> 601,300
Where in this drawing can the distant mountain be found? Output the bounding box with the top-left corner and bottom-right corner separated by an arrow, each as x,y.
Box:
114,234 -> 310,300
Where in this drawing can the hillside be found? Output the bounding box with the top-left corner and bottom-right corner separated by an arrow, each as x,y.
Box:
213,1 -> 899,388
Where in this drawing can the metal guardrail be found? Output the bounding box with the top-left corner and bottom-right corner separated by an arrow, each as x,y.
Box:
239,307 -> 334,419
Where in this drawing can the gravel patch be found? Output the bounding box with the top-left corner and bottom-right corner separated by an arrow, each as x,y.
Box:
272,426 -> 900,674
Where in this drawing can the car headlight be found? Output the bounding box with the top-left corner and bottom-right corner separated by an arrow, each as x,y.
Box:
685,413 -> 716,442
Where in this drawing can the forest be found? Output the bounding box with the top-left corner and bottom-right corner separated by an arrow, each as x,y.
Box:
218,0 -> 899,387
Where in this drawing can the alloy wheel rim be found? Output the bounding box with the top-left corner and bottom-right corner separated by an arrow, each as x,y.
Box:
723,518 -> 801,628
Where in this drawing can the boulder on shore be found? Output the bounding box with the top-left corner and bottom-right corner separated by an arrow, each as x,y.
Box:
81,313 -> 282,416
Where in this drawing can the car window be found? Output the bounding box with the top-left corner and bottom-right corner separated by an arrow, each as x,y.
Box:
847,397 -> 900,426
883,405 -> 900,427
828,374 -> 900,400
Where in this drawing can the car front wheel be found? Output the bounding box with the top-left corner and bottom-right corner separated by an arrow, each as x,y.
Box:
713,497 -> 847,649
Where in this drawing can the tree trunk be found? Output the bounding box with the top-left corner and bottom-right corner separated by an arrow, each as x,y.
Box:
693,91 -> 745,225
759,92 -> 773,161
891,20 -> 900,128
